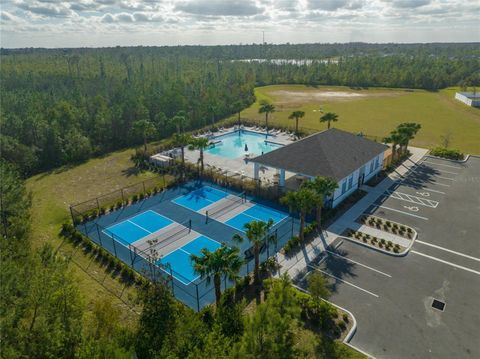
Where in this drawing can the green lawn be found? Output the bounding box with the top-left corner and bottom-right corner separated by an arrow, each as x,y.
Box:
237,85 -> 480,154
26,148 -> 163,323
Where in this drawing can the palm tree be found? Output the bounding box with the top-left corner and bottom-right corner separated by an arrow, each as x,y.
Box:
281,188 -> 321,241
171,111 -> 188,134
319,112 -> 338,129
188,136 -> 210,174
383,130 -> 403,161
397,123 -> 421,155
288,110 -> 305,135
302,176 -> 338,230
232,100 -> 244,127
173,133 -> 191,176
132,119 -> 156,152
258,100 -> 275,133
233,219 -> 274,285
191,245 -> 243,305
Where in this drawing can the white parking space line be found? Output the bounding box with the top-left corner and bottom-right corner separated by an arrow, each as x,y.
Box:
411,251 -> 480,276
399,181 -> 447,195
418,165 -> 459,175
372,204 -> 429,220
308,265 -> 380,298
433,175 -> 456,181
406,177 -> 450,187
416,240 -> 480,263
326,250 -> 392,278
386,190 -> 439,208
423,161 -> 463,169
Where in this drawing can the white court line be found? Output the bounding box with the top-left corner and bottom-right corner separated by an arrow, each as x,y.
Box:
127,220 -> 152,234
308,265 -> 380,298
423,161 -> 463,169
411,251 -> 480,276
415,240 -> 480,263
372,204 -> 429,221
326,250 -> 392,278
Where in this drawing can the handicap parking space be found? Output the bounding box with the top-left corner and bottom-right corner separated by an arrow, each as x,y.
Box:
303,156 -> 480,358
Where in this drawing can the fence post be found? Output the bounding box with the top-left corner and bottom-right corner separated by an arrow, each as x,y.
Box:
196,284 -> 200,312
69,206 -> 76,225
111,234 -> 118,258
291,217 -> 294,238
96,224 -> 103,247
169,266 -> 175,295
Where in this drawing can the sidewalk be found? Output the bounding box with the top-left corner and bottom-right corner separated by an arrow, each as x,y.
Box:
275,146 -> 428,280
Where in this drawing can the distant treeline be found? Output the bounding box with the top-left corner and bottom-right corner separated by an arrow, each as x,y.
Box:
1,43 -> 479,176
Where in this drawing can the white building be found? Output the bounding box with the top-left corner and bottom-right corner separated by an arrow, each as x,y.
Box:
251,128 -> 388,208
455,92 -> 480,107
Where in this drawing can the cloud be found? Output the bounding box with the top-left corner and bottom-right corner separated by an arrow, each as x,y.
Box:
1,11 -> 14,21
388,0 -> 430,9
175,0 -> 262,16
15,1 -> 72,17
101,11 -> 162,23
69,1 -> 101,12
308,0 -> 365,11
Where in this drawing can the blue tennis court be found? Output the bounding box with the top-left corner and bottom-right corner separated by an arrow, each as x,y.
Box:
103,210 -> 174,244
158,235 -> 222,285
172,185 -> 229,211
225,204 -> 288,232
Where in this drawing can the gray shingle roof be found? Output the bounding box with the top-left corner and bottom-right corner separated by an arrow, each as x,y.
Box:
252,128 -> 388,181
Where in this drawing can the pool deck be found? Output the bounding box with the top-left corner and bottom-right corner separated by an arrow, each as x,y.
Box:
184,126 -> 295,183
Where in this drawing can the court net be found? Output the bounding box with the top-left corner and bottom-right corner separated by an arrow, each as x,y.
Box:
134,219 -> 192,260
206,192 -> 246,223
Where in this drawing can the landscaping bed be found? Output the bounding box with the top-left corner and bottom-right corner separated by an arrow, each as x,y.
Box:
430,147 -> 465,160
342,228 -> 405,253
356,214 -> 415,240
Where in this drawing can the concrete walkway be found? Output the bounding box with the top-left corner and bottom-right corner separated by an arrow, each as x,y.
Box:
275,146 -> 428,279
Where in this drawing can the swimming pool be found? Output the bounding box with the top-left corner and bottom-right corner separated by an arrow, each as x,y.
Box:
205,130 -> 282,159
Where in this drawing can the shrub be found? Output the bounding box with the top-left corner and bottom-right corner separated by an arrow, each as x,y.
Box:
378,243 -> 383,248
393,247 -> 399,253
284,236 -> 301,255
139,193 -> 145,200
387,240 -> 393,247
338,320 -> 347,331
380,238 -> 386,244
61,222 -> 75,235
362,237 -> 368,243
99,207 -> 106,215
385,221 -> 392,227
342,313 -> 349,323
392,223 -> 398,229
132,194 -> 138,202
430,147 -> 464,160
407,227 -> 412,233
116,201 -> 123,209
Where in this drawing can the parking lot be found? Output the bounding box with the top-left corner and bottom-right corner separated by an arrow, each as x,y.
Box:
296,156 -> 480,359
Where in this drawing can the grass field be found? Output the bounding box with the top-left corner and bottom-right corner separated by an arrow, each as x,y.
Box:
26,148 -> 166,323
236,85 -> 480,154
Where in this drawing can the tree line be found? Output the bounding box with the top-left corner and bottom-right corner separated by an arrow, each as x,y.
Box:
1,43 -> 478,176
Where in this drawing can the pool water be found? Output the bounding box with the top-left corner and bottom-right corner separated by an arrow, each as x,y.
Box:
205,130 -> 282,159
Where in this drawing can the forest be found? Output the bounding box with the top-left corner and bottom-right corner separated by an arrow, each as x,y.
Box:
1,42 -> 479,176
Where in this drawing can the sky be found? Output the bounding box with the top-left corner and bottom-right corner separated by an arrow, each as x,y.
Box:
1,0 -> 479,48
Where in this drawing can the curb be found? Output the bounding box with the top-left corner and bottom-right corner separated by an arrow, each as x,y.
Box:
426,154 -> 470,163
292,284 -> 375,358
338,231 -> 417,257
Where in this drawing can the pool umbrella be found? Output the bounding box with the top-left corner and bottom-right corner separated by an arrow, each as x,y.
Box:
244,143 -> 248,151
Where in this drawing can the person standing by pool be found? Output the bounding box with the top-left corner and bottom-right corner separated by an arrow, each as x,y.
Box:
245,143 -> 248,152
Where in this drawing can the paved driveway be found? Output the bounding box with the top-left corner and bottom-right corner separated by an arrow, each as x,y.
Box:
296,156 -> 480,359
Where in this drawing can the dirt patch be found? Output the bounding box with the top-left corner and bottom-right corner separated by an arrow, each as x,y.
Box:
271,89 -> 402,106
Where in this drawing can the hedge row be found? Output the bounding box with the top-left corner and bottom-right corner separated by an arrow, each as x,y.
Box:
61,223 -> 149,288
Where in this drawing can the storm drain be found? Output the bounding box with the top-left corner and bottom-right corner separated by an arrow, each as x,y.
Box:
432,299 -> 446,312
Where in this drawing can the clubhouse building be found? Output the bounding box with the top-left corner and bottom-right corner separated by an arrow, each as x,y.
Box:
455,92 -> 480,107
251,128 -> 388,208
